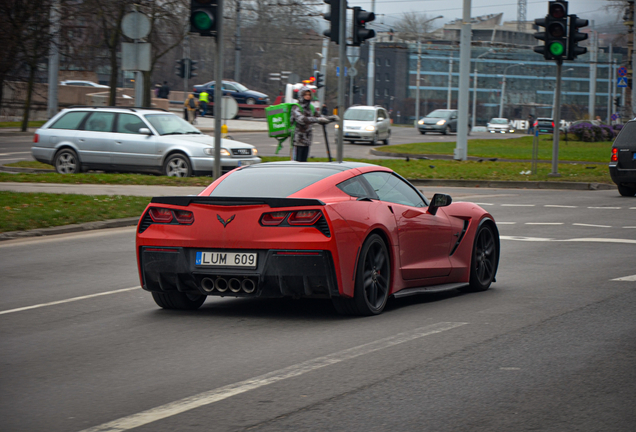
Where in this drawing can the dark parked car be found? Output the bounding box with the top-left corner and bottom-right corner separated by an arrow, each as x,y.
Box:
417,109 -> 470,135
192,80 -> 269,105
609,119 -> 636,197
536,117 -> 554,134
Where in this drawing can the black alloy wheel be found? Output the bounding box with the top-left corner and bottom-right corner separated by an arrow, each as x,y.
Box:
333,234 -> 391,316
462,223 -> 498,292
151,291 -> 206,310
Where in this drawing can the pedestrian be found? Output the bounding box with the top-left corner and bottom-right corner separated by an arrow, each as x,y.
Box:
158,81 -> 170,99
291,86 -> 338,162
321,104 -> 328,116
154,84 -> 161,98
199,90 -> 210,117
184,94 -> 198,124
527,114 -> 535,134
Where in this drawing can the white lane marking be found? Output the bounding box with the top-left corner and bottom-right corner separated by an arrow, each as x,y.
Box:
0,287 -> 139,316
78,322 -> 467,432
501,204 -> 535,207
525,222 -> 564,225
587,206 -> 621,210
631,207 -> 636,210
545,205 -> 578,208
496,222 -> 516,225
612,275 -> 636,281
472,202 -> 494,206
572,223 -> 611,228
501,236 -> 636,244
0,151 -> 31,156
624,226 -> 636,229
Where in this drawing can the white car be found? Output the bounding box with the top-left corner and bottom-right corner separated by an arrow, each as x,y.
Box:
60,80 -> 110,88
336,105 -> 391,145
487,118 -> 515,133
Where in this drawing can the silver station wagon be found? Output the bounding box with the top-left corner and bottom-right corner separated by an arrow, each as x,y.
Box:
31,107 -> 261,177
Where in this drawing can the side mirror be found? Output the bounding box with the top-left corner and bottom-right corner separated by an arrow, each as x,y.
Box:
428,193 -> 452,215
138,128 -> 152,135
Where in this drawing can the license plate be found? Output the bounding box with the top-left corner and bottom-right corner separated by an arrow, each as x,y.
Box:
196,251 -> 257,268
345,133 -> 353,137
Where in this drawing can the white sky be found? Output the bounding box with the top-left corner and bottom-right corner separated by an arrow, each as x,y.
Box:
348,0 -> 615,31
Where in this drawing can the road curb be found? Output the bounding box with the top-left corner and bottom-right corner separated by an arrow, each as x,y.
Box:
0,217 -> 139,241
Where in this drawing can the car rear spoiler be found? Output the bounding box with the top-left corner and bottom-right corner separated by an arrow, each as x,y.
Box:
150,196 -> 326,208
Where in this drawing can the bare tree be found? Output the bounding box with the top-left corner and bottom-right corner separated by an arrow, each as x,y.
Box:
393,12 -> 441,41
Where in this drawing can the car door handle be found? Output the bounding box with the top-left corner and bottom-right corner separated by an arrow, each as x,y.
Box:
115,141 -> 122,145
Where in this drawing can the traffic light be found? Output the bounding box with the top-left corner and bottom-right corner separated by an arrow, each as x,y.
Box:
323,0 -> 342,45
188,59 -> 198,79
314,71 -> 325,89
352,85 -> 359,94
175,59 -> 185,78
190,0 -> 217,37
615,96 -> 621,108
352,7 -> 376,46
534,1 -> 568,61
566,14 -> 588,60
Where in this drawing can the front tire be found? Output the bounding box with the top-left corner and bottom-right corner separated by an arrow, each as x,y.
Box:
370,133 -> 378,146
383,130 -> 390,145
461,223 -> 498,293
419,131 -> 426,135
164,153 -> 192,177
55,149 -> 80,174
333,234 -> 391,316
617,184 -> 636,197
152,291 -> 206,310
443,125 -> 451,135
245,98 -> 256,105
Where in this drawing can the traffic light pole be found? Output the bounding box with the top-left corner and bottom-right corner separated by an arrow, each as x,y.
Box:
213,0 -> 224,180
336,0 -> 346,163
549,59 -> 562,177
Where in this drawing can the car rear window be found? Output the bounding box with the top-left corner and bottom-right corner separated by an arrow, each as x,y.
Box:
613,122 -> 636,149
209,166 -> 343,198
50,111 -> 89,130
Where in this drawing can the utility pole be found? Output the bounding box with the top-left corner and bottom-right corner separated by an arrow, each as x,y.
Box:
336,0 -> 346,162
454,0 -> 471,161
318,38 -> 329,107
415,39 -> 421,125
367,0 -> 375,106
588,22 -> 597,119
47,0 -> 61,119
632,4 -> 636,116
607,43 -> 613,123
234,0 -> 241,82
550,60 -> 563,177
447,56 -> 453,109
213,0 -> 224,180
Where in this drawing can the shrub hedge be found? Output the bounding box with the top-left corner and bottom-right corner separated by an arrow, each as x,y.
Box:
567,122 -> 622,142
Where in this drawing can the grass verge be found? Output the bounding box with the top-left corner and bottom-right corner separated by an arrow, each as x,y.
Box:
0,191 -> 150,233
0,121 -> 47,128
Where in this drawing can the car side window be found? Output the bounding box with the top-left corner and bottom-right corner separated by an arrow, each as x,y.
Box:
377,110 -> 385,121
116,114 -> 147,134
223,84 -> 237,92
84,112 -> 115,132
337,176 -> 376,198
49,112 -> 89,130
362,172 -> 425,207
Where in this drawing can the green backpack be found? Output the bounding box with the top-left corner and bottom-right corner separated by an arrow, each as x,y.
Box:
265,103 -> 315,154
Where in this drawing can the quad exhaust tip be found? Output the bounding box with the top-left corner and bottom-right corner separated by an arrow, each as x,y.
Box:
201,276 -> 256,294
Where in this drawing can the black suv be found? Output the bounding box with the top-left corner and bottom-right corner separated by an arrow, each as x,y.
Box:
609,119 -> 636,197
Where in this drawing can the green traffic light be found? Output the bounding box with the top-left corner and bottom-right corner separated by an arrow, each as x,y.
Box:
192,10 -> 213,31
548,42 -> 564,57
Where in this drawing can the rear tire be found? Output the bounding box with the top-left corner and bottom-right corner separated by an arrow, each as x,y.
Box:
55,149 -> 80,174
152,291 -> 206,310
332,234 -> 391,316
419,131 -> 426,135
617,184 -> 636,197
461,223 -> 498,293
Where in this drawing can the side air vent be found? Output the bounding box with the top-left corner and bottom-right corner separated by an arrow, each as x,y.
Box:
315,216 -> 331,238
138,212 -> 153,233
450,220 -> 469,256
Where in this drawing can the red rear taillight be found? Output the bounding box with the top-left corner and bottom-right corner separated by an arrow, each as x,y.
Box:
551,121 -> 555,128
611,148 -> 618,162
288,210 -> 321,225
149,207 -> 173,223
33,133 -> 39,143
174,210 -> 194,224
261,211 -> 288,226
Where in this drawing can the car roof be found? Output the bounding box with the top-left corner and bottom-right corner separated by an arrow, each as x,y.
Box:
346,106 -> 379,111
61,106 -> 169,115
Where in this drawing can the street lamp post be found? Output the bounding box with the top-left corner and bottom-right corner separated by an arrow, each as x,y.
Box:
499,63 -> 524,118
414,15 -> 443,126
472,49 -> 494,130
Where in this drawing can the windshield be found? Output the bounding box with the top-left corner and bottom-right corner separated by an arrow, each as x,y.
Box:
235,83 -> 248,92
144,114 -> 202,136
344,109 -> 375,121
490,119 -> 508,124
425,110 -> 451,119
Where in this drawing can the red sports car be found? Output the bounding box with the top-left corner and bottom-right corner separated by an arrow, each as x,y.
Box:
136,162 -> 500,315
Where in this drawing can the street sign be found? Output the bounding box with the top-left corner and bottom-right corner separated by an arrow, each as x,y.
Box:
348,67 -> 357,77
336,67 -> 348,77
122,43 -> 151,71
617,66 -> 627,77
122,12 -> 151,40
611,113 -> 619,121
618,77 -> 628,88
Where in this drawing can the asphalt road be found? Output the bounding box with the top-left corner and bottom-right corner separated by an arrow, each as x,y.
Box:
0,127 -> 526,166
1,187 -> 635,432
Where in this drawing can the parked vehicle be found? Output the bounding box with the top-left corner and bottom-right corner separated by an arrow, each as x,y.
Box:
487,118 -> 515,133
536,118 -> 555,134
136,161 -> 500,315
31,107 -> 260,177
417,109 -> 471,135
60,80 -> 109,88
336,105 -> 391,145
192,80 -> 269,105
609,118 -> 636,197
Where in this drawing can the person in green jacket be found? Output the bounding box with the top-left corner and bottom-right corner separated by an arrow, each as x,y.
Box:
199,90 -> 209,117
